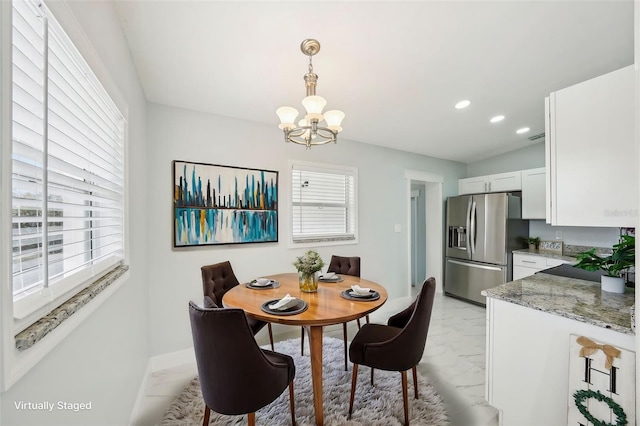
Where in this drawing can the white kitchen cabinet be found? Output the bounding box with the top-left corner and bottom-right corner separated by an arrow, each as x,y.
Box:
512,252 -> 572,280
486,298 -> 635,426
459,171 -> 521,194
521,168 -> 546,219
545,65 -> 636,227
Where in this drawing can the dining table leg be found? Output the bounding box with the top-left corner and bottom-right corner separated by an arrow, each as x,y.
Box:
309,325 -> 324,426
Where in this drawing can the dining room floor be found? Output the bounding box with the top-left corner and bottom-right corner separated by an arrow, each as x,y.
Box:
131,290 -> 498,426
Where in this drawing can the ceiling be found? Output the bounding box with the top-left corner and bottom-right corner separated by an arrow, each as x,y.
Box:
114,1 -> 634,163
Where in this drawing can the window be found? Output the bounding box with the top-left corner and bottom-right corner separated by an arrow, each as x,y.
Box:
11,0 -> 125,329
291,162 -> 357,244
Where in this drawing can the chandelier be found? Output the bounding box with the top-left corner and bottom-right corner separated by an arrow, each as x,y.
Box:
276,39 -> 345,149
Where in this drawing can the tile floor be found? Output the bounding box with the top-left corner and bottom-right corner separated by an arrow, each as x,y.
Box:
131,291 -> 498,426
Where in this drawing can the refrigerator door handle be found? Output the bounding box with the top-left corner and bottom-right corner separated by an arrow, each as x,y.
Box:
470,201 -> 477,255
448,259 -> 503,272
465,198 -> 472,254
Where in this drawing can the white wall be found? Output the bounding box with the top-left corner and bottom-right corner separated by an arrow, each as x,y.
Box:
0,1 -> 149,425
146,102 -> 466,356
466,142 -> 544,176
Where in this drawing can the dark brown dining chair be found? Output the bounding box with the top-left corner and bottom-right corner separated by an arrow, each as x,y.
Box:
300,255 -> 361,371
189,302 -> 296,426
201,261 -> 274,350
348,277 -> 436,425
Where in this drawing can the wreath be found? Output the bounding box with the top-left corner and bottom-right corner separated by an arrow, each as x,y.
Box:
573,389 -> 627,426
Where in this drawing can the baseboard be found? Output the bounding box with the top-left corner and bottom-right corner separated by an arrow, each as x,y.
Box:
149,347 -> 196,372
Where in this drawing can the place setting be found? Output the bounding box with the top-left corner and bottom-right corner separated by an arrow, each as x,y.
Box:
341,284 -> 380,301
318,271 -> 344,283
246,277 -> 280,290
261,293 -> 308,315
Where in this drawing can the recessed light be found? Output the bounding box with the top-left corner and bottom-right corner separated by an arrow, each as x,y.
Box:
490,115 -> 505,123
516,127 -> 530,134
455,100 -> 470,109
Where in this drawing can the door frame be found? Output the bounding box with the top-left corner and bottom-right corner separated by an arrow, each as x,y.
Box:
404,170 -> 444,295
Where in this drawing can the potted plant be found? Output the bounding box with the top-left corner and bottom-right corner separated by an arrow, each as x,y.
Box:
294,250 -> 325,292
573,235 -> 635,293
526,237 -> 541,251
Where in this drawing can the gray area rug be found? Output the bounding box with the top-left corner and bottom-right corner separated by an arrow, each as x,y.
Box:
160,336 -> 449,425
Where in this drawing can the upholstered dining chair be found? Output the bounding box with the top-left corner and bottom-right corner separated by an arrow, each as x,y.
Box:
348,277 -> 436,425
201,261 -> 274,350
188,302 -> 296,426
300,255 -> 361,371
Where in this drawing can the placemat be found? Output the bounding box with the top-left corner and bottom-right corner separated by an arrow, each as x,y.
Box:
340,290 -> 380,301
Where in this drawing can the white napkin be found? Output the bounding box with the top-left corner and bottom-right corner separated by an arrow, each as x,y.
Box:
320,272 -> 336,279
269,294 -> 299,310
253,278 -> 272,287
351,285 -> 371,295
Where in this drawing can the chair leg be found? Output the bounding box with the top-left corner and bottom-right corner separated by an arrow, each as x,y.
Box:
371,367 -> 374,386
248,412 -> 256,426
202,404 -> 210,426
366,314 -> 370,324
300,327 -> 305,356
348,363 -> 359,419
268,323 -> 274,351
342,322 -> 348,371
412,366 -> 418,399
288,381 -> 296,426
356,318 -> 362,329
401,370 -> 409,426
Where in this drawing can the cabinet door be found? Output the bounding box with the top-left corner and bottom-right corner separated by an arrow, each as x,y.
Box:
513,265 -> 537,280
459,176 -> 487,194
548,65 -> 636,227
488,171 -> 522,192
521,168 -> 546,219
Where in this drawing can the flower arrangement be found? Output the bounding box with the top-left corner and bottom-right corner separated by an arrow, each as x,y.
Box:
293,250 -> 325,276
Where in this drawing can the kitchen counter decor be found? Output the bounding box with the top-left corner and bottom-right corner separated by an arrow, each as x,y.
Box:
573,235 -> 635,294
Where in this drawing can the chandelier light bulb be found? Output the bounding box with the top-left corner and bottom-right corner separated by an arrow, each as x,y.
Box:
324,110 -> 345,133
276,106 -> 299,130
302,95 -> 327,120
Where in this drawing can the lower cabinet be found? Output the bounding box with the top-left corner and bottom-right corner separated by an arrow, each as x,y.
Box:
512,253 -> 571,280
485,299 -> 635,426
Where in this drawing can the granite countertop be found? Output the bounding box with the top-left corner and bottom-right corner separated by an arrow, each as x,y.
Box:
513,244 -> 613,263
483,273 -> 635,335
513,248 -> 577,263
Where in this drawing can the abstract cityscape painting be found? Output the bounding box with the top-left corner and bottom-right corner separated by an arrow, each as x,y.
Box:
173,160 -> 278,246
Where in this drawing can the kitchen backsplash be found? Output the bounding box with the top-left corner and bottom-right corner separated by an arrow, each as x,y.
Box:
529,221 -> 621,249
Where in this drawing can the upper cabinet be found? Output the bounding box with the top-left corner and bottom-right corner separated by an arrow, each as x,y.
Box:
459,171 -> 521,195
545,65 -> 637,227
521,168 -> 546,219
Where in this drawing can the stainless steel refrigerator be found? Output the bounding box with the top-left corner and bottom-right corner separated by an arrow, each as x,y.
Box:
444,192 -> 528,306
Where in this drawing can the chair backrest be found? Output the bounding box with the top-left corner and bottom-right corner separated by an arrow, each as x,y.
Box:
201,261 -> 240,307
381,278 -> 436,370
366,277 -> 436,371
188,302 -> 291,415
327,255 -> 361,277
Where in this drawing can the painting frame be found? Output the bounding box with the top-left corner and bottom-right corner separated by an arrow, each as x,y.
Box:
173,160 -> 279,247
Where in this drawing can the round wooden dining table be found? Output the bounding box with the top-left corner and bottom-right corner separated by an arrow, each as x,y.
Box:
223,272 -> 387,426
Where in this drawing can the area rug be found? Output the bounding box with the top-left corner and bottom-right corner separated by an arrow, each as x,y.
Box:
160,337 -> 449,425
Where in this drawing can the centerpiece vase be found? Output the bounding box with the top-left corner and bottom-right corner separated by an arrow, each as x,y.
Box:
299,271 -> 319,293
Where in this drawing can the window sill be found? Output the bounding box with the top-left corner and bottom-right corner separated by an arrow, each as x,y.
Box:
290,237 -> 358,249
14,264 -> 129,351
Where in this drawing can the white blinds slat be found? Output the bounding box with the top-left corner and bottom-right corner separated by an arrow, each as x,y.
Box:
11,0 -> 125,304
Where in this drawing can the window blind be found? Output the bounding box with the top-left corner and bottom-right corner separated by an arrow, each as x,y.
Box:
11,0 -> 124,310
291,163 -> 356,242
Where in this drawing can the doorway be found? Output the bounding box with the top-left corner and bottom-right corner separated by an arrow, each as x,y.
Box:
405,170 -> 443,295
